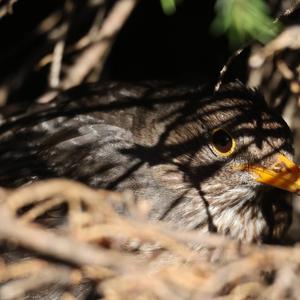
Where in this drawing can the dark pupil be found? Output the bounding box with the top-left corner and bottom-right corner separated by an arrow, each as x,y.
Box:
212,130 -> 232,153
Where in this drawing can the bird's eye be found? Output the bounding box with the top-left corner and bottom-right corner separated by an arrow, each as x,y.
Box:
211,128 -> 236,156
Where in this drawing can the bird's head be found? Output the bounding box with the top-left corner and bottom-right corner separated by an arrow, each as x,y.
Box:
167,85 -> 299,202
212,89 -> 299,196
151,84 -> 298,240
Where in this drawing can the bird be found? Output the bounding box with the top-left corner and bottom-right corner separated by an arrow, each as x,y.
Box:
0,81 -> 298,243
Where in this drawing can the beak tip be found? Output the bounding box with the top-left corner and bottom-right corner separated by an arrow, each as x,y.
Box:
246,154 -> 300,194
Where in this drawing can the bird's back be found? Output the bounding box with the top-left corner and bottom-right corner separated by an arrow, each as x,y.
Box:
0,82 -> 211,219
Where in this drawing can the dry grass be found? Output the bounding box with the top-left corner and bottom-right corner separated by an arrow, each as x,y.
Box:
0,179 -> 299,299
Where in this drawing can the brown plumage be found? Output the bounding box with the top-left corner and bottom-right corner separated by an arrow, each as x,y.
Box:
0,81 -> 296,242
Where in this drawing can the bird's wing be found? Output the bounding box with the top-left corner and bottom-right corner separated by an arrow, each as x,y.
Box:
0,81 -> 209,184
0,81 -> 210,221
0,111 -> 188,220
0,112 -> 142,188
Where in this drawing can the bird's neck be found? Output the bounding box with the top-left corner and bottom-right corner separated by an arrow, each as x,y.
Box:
198,184 -> 291,242
149,164 -> 291,243
163,183 -> 289,243
187,184 -> 267,242
208,188 -> 265,242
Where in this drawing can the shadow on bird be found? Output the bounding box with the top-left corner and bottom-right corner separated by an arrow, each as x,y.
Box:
0,81 -> 298,243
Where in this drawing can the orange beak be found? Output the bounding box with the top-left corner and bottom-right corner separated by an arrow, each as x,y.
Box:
245,154 -> 300,194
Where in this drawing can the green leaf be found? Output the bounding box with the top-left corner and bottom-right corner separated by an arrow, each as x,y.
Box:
160,0 -> 177,15
211,0 -> 282,48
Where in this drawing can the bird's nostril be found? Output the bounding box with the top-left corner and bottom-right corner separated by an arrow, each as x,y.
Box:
271,162 -> 288,173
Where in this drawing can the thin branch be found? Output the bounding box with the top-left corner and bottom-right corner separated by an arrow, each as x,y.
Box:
38,0 -> 139,103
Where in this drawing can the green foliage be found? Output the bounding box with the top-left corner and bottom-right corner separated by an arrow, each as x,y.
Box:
160,0 -> 179,15
211,0 -> 281,48
159,0 -> 281,48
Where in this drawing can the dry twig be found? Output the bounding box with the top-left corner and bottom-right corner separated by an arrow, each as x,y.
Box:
0,179 -> 300,299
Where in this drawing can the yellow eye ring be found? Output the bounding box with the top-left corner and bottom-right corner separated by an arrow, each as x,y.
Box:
211,128 -> 236,157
